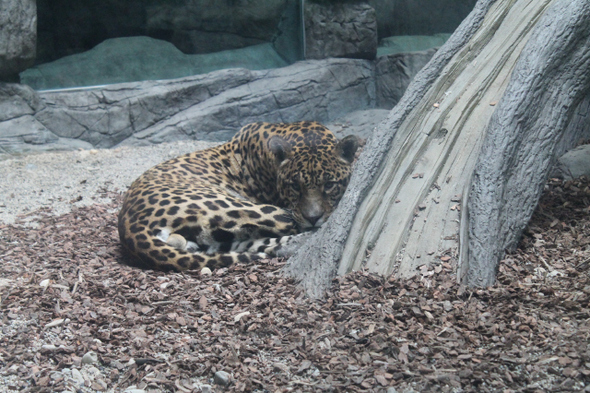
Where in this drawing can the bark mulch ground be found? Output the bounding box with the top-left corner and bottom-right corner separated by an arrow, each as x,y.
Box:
1,178 -> 589,392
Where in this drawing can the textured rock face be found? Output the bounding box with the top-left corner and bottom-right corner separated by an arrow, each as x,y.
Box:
0,84 -> 93,153
35,0 -> 291,64
370,0 -> 477,37
375,48 -> 437,108
1,58 -> 376,154
147,0 -> 288,55
21,37 -> 288,91
304,2 -> 378,60
0,0 -> 36,82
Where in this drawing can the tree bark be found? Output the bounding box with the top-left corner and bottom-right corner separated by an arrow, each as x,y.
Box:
284,0 -> 590,298
466,0 -> 590,286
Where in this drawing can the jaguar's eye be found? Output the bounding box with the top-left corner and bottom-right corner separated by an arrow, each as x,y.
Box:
290,181 -> 301,191
324,181 -> 338,190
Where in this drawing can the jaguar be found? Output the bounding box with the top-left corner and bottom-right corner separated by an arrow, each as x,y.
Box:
118,121 -> 359,272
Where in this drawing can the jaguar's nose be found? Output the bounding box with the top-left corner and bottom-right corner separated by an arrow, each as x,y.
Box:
304,213 -> 323,227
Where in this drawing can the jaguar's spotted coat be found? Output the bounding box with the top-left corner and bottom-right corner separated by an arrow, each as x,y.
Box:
118,121 -> 359,271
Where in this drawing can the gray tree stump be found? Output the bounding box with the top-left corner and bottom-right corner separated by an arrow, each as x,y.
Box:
284,0 -> 590,298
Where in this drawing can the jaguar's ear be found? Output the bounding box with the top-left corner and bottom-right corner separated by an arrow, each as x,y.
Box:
337,135 -> 360,164
269,136 -> 292,164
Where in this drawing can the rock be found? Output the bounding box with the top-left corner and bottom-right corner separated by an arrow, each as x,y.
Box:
19,58 -> 373,152
0,114 -> 93,155
377,34 -> 452,56
200,267 -> 212,276
0,0 -> 36,82
304,2 -> 378,60
21,37 -> 288,91
369,0 -> 476,38
0,83 -> 43,121
81,351 -> 98,365
213,370 -> 231,386
35,0 -> 288,64
199,385 -> 212,393
272,0 -> 304,64
375,48 -> 437,108
3,50 -> 440,154
551,144 -> 590,180
70,368 -> 84,385
40,344 -> 57,351
146,0 -> 287,55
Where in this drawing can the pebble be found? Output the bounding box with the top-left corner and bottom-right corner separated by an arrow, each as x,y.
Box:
70,368 -> 84,385
201,267 -> 212,275
200,385 -> 212,393
214,370 -> 231,386
82,351 -> 98,365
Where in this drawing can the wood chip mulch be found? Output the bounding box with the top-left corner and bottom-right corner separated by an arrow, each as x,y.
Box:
1,178 -> 590,392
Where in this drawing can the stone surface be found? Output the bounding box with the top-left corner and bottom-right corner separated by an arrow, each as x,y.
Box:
304,2 -> 378,60
552,144 -> 590,180
81,351 -> 98,365
21,37 -> 288,91
146,0 -> 288,55
272,0 -> 304,64
377,34 -> 452,57
3,58 -> 376,154
0,0 -> 36,82
213,371 -> 231,386
375,48 -> 437,108
0,83 -> 43,121
35,0 -> 291,64
370,0 -> 477,37
0,83 -> 94,154
33,0 -> 474,67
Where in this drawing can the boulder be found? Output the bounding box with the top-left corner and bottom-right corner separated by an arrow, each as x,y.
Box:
377,34 -> 451,56
0,58 -> 375,154
369,0 -> 477,37
35,0 -> 290,66
304,2 -> 378,60
0,83 -> 43,121
112,59 -> 376,146
552,144 -> 590,180
0,0 -> 36,82
146,0 -> 288,55
0,84 -> 92,154
20,37 -> 288,90
375,48 -> 437,108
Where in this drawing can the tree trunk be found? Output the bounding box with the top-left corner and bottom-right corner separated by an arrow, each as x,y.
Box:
466,0 -> 590,286
284,0 -> 590,298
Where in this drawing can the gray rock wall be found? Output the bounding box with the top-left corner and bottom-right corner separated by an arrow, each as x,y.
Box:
146,0 -> 289,55
35,0 -> 293,64
21,38 -> 288,91
375,48 -> 437,108
1,58 -> 378,154
304,2 -> 378,60
0,0 -> 36,82
370,0 -> 477,37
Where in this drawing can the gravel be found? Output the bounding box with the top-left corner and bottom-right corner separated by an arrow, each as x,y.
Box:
0,141 -> 218,225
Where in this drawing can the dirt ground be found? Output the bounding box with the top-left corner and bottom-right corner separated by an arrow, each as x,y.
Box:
1,173 -> 589,392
